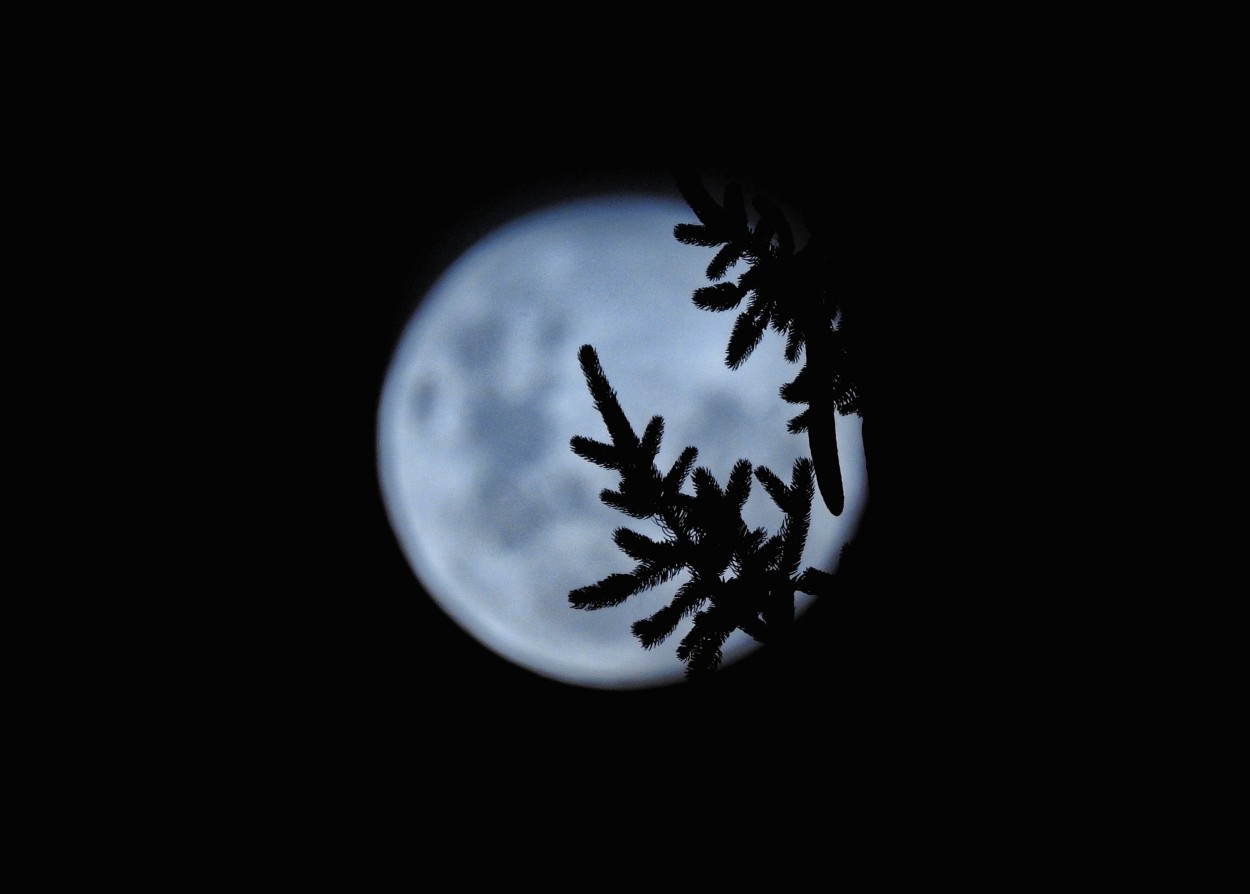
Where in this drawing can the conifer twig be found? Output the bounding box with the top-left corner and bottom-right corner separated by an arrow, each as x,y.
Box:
672,167 -> 866,517
569,345 -> 829,677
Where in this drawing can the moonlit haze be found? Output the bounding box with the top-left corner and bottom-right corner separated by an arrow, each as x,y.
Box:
376,193 -> 867,688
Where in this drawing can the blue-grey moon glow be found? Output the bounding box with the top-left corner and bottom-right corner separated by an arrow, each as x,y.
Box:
376,192 -> 867,689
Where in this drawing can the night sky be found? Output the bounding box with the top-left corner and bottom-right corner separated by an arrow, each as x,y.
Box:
231,149 -> 1015,775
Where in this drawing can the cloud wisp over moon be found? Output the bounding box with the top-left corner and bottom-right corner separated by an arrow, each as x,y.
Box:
377,192 -> 867,688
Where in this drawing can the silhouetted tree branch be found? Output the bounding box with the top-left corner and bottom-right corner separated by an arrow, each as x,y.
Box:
565,169 -> 866,679
568,345 -> 832,678
672,167 -> 864,517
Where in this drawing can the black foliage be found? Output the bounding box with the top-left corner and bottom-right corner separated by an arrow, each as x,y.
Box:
786,408 -> 811,436
671,166 -> 867,518
632,580 -> 706,650
726,305 -> 768,370
673,223 -> 722,247
570,435 -> 620,470
692,282 -> 744,311
569,345 -> 828,678
568,572 -> 638,610
706,243 -> 742,282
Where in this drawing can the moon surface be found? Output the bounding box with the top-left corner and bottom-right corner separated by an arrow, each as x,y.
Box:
376,191 -> 867,689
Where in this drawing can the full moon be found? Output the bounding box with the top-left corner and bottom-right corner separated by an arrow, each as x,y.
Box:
376,191 -> 867,689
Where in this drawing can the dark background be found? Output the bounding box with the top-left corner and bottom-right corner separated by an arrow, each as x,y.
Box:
238,147 -> 1017,769
65,45 -> 1145,830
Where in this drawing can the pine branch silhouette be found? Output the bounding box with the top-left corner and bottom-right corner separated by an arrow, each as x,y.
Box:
673,167 -> 865,517
568,345 -> 832,678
